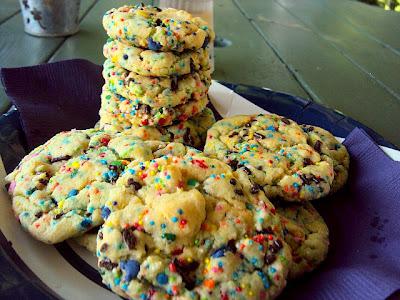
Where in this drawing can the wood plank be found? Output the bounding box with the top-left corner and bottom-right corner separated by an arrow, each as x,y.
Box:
276,0 -> 400,99
324,0 -> 400,52
212,0 -> 308,98
0,0 -> 20,24
49,0 -> 152,64
0,0 -> 97,113
236,0 -> 400,146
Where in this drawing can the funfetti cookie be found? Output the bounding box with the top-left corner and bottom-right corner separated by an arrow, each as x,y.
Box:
5,130 -> 192,244
96,144 -> 292,299
103,4 -> 215,52
74,227 -> 98,254
104,39 -> 209,77
204,114 -> 335,202
275,201 -> 329,279
301,125 -> 350,193
99,107 -> 216,149
103,59 -> 211,109
100,85 -> 208,127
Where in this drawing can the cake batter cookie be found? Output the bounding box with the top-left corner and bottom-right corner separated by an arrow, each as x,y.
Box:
104,38 -> 209,77
204,114 -> 335,202
275,201 -> 329,279
100,85 -> 208,127
74,228 -> 98,254
5,130 -> 197,244
97,144 -> 291,299
301,125 -> 350,193
103,5 -> 215,52
99,107 -> 215,149
103,59 -> 211,108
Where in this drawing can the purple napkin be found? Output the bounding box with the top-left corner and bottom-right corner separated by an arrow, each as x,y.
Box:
1,60 -> 400,299
1,59 -> 103,149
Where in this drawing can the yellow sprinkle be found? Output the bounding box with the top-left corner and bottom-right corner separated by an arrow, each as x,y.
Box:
187,257 -> 193,263
138,220 -> 143,226
204,258 -> 210,264
58,199 -> 65,209
248,132 -> 254,139
155,248 -> 160,254
71,161 -> 80,169
248,291 -> 253,296
150,170 -> 156,176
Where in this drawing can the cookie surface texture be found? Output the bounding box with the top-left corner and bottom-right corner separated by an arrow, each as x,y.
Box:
97,144 -> 292,299
103,59 -> 211,109
276,201 -> 329,279
104,38 -> 209,77
5,130 -> 186,243
103,5 -> 215,52
204,114 -> 335,202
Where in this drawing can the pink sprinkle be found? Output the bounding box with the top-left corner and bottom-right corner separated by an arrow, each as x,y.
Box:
211,267 -> 219,273
8,181 -> 16,193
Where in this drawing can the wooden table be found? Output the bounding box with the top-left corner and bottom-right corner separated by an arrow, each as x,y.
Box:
1,0 -> 400,146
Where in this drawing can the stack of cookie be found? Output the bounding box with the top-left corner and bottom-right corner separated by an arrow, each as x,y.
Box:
98,4 -> 215,148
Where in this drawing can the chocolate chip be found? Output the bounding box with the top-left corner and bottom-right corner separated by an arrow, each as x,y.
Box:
303,158 -> 313,166
99,232 -> 103,240
257,166 -> 263,170
38,178 -> 49,186
53,213 -> 63,220
245,122 -> 252,128
257,226 -> 273,235
254,132 -> 265,139
250,184 -> 260,194
229,178 -> 237,185
201,36 -> 210,49
143,104 -> 151,115
127,178 -> 142,191
170,76 -> 178,91
100,243 -> 108,252
173,258 -> 199,272
281,117 -> 291,125
99,258 -> 117,271
302,126 -> 314,133
122,227 -> 136,250
35,211 -> 43,218
243,167 -> 252,175
50,155 -> 71,163
155,18 -> 162,26
154,6 -> 162,11
108,165 -> 118,171
227,239 -> 237,253
228,131 -> 238,138
183,128 -> 194,146
235,189 -> 244,196
228,159 -> 239,171
265,254 -> 276,265
313,140 -> 322,153
269,244 -> 278,253
190,58 -> 195,74
123,54 -> 128,60
274,239 -> 283,250
299,173 -> 312,185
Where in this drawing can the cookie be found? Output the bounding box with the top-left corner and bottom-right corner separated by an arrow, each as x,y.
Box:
96,145 -> 292,299
103,59 -> 211,108
103,4 -> 214,52
276,201 -> 329,279
74,228 -> 98,254
104,38 -> 209,77
301,125 -> 350,193
204,114 -> 335,202
100,107 -> 215,149
100,85 -> 209,127
5,130 -> 192,244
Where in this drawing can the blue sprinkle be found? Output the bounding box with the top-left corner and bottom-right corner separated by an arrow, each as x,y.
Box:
171,216 -> 178,223
129,169 -> 135,175
123,54 -> 128,60
161,223 -> 166,229
177,209 -> 183,215
100,159 -> 108,165
149,220 -> 155,226
120,259 -> 140,281
121,283 -> 128,291
218,261 -> 224,268
80,218 -> 92,228
68,189 -> 79,198
270,267 -> 276,273
101,206 -> 111,219
258,271 -> 270,289
114,277 -> 121,285
211,247 -> 226,258
156,272 -> 168,285
147,37 -> 162,50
